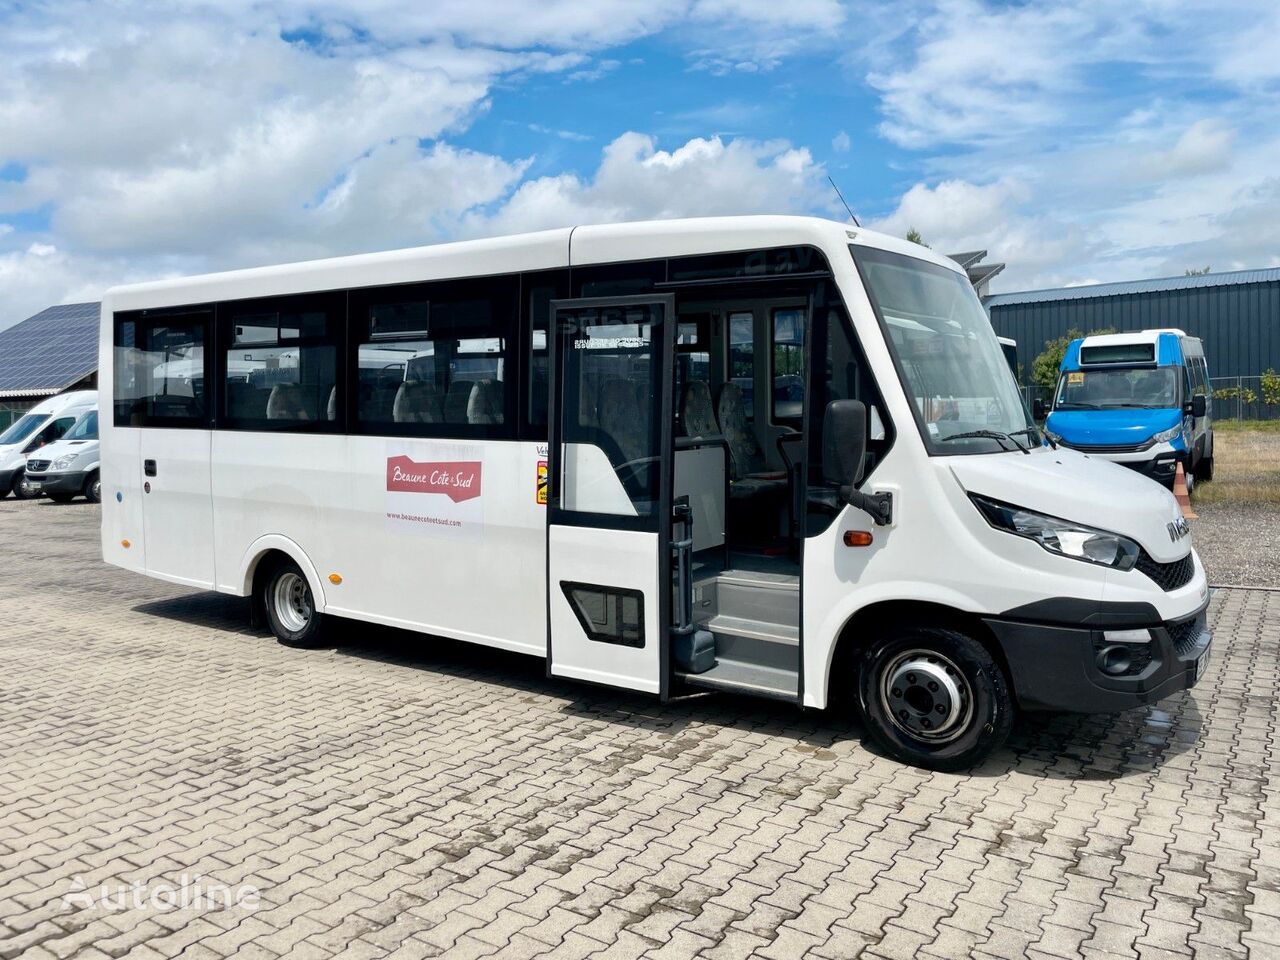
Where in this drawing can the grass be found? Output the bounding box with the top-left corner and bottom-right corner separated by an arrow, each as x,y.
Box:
1192,424 -> 1280,505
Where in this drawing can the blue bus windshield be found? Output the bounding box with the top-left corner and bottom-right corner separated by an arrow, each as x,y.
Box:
1055,367 -> 1178,410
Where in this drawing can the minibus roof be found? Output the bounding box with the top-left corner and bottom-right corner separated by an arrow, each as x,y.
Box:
1064,330 -> 1186,370
26,389 -> 97,417
103,216 -> 968,313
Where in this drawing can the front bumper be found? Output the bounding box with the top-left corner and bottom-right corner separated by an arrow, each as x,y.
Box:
23,469 -> 90,495
984,600 -> 1212,713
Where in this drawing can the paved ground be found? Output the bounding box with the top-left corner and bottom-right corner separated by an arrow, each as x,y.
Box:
1,498 -> 1278,960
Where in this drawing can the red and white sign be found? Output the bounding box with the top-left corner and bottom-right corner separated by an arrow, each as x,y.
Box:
386,456 -> 482,502
385,444 -> 485,540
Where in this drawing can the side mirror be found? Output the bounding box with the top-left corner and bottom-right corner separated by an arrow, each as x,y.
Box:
823,399 -> 867,491
1189,395 -> 1207,418
1032,398 -> 1047,421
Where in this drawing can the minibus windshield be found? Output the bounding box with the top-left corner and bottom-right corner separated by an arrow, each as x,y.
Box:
64,410 -> 98,440
0,414 -> 44,446
1054,367 -> 1179,410
853,246 -> 1035,455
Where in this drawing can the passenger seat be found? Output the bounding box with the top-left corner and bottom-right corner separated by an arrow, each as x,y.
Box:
717,383 -> 787,486
393,382 -> 444,423
467,380 -> 504,425
680,381 -> 720,441
266,384 -> 319,421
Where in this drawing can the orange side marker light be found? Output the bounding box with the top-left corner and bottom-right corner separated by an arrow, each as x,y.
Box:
121,539 -> 131,549
843,530 -> 873,547
328,573 -> 343,585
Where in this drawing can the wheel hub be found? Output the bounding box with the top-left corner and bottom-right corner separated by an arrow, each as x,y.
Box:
273,572 -> 312,633
881,650 -> 973,743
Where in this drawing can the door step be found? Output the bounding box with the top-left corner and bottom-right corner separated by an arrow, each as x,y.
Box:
677,659 -> 798,701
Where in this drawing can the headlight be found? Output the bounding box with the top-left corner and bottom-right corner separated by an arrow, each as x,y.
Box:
1150,424 -> 1181,444
51,455 -> 77,471
970,495 -> 1139,570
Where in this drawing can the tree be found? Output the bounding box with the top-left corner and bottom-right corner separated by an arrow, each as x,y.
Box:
1031,327 -> 1116,389
1262,368 -> 1280,407
1184,266 -> 1211,276
905,228 -> 929,248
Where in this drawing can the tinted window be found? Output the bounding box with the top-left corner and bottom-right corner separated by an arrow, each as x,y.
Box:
523,270 -> 569,437
65,411 -> 98,441
727,312 -> 755,421
114,313 -> 209,426
221,294 -> 341,430
772,307 -> 805,422
806,288 -> 892,533
352,276 -> 516,438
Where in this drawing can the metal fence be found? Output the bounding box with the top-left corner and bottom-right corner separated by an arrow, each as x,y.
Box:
1209,375 -> 1280,421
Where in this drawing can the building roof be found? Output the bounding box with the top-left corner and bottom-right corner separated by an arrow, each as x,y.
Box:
0,302 -> 101,399
947,250 -> 987,269
985,266 -> 1280,308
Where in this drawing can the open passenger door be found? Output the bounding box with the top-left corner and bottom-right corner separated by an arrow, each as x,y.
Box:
546,295 -> 676,695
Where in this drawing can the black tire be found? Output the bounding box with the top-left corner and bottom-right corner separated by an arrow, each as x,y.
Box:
47,492 -> 76,504
84,471 -> 102,503
856,626 -> 1014,771
12,470 -> 42,500
261,560 -> 327,648
1195,455 -> 1213,483
0,485 -> 8,500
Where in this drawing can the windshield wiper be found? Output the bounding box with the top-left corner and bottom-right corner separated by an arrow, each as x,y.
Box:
1007,426 -> 1045,450
938,430 -> 1031,454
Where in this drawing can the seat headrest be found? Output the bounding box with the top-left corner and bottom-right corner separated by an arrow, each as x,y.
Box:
681,381 -> 718,438
393,381 -> 443,423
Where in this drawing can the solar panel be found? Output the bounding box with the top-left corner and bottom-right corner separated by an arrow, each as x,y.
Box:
0,302 -> 101,395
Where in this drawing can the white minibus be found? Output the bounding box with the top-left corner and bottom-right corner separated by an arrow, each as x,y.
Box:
0,390 -> 97,499
98,217 -> 1211,769
23,407 -> 101,502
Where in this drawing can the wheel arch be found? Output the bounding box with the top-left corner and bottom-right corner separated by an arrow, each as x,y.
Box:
822,598 -> 1012,709
237,535 -> 328,613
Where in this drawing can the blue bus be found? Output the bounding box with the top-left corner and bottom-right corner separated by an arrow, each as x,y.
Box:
1044,329 -> 1212,491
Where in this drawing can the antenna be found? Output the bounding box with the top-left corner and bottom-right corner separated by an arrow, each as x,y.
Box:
828,176 -> 860,227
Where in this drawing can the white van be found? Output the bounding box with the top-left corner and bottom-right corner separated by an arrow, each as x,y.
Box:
23,407 -> 101,502
0,391 -> 97,499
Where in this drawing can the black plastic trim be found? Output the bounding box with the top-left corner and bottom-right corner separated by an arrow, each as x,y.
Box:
997,596 -> 1164,627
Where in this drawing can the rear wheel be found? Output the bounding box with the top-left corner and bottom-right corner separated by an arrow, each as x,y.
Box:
12,470 -> 41,500
856,626 -> 1014,771
262,560 -> 327,648
84,471 -> 102,503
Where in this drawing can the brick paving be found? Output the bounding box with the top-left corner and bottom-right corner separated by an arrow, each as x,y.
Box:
0,497 -> 1277,959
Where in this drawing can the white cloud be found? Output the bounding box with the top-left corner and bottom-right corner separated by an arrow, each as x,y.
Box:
831,131 -> 851,153
464,132 -> 831,237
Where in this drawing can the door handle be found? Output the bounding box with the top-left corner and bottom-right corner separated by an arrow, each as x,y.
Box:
143,459 -> 157,477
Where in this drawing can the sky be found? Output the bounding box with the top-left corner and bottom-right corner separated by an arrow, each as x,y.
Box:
1,0 -> 1279,330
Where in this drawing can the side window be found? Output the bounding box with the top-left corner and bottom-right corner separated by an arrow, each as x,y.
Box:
26,416 -> 77,452
806,288 -> 892,534
221,294 -> 341,431
674,316 -> 711,434
523,269 -> 570,439
114,312 -> 209,427
727,312 -> 755,421
352,275 -> 516,438
771,307 -> 805,423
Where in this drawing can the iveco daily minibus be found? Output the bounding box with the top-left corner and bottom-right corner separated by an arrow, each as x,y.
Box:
1044,330 -> 1213,492
99,217 -> 1211,769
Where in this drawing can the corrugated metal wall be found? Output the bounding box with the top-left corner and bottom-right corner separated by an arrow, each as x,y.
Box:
987,280 -> 1280,382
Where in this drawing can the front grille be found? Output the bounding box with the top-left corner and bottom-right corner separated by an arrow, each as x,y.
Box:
1059,440 -> 1147,454
1168,616 -> 1207,656
1135,551 -> 1195,592
26,460 -> 50,472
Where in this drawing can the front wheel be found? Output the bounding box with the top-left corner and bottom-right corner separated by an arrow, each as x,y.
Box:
856,626 -> 1014,771
12,470 -> 41,500
262,561 -> 327,648
1195,455 -> 1213,483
